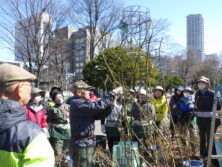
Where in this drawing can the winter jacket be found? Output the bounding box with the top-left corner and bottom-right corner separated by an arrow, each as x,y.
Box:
47,103 -> 71,139
66,96 -> 74,105
131,101 -> 155,121
169,94 -> 182,116
195,89 -> 214,112
151,96 -> 168,122
179,96 -> 194,114
195,89 -> 221,118
105,100 -> 123,127
0,99 -> 54,167
69,93 -> 115,148
24,104 -> 48,128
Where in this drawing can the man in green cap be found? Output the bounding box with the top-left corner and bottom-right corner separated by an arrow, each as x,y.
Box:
69,80 -> 122,167
0,63 -> 54,167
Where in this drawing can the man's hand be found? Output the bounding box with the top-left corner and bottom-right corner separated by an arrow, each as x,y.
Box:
113,87 -> 123,95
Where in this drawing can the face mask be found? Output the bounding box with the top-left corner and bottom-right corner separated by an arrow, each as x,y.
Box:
34,96 -> 42,104
55,98 -> 64,105
198,83 -> 207,90
183,93 -> 190,98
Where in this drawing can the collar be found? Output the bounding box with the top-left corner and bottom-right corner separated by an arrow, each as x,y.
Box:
0,99 -> 27,133
200,89 -> 208,95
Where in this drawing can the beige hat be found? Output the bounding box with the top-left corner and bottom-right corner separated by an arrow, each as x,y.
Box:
31,87 -> 44,94
0,63 -> 36,85
198,76 -> 210,85
154,86 -> 164,92
72,80 -> 93,92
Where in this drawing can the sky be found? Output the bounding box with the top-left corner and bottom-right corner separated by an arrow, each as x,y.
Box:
123,0 -> 222,55
0,0 -> 222,61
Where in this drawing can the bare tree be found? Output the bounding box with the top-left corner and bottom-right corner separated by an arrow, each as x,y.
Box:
69,0 -> 123,60
0,0 -> 68,86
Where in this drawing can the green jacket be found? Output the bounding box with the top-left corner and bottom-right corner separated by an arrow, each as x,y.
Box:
151,95 -> 169,122
47,103 -> 71,139
0,99 -> 54,167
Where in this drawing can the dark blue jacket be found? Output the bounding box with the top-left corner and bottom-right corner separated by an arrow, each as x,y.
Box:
69,93 -> 115,148
195,90 -> 214,112
0,99 -> 54,166
179,96 -> 194,114
169,94 -> 182,115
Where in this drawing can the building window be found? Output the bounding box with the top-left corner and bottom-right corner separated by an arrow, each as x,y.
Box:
79,50 -> 85,55
79,62 -> 84,67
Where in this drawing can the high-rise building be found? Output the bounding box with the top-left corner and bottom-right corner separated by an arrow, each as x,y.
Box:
54,26 -> 78,73
186,14 -> 204,61
15,13 -> 51,62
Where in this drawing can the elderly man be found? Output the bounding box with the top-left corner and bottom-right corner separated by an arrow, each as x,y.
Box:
69,80 -> 122,167
0,63 -> 54,167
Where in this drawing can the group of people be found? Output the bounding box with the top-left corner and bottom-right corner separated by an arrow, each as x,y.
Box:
0,63 -> 220,167
169,76 -> 221,165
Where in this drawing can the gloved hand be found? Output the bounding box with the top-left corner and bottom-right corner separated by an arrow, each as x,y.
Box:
112,87 -> 123,95
189,104 -> 194,108
101,125 -> 106,133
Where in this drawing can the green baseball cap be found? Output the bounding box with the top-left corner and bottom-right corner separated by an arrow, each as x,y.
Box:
72,80 -> 93,92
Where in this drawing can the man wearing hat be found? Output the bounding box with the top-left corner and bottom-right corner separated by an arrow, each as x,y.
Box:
69,80 -> 122,167
195,76 -> 221,161
0,63 -> 54,167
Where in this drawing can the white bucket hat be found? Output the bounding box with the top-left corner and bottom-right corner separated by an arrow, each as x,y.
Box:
139,88 -> 146,95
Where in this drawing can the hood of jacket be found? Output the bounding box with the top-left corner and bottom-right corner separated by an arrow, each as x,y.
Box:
0,99 -> 27,133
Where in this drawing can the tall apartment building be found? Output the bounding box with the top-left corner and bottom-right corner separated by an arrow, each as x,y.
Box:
186,14 -> 204,61
70,27 -> 111,79
54,26 -> 78,73
15,13 -> 51,62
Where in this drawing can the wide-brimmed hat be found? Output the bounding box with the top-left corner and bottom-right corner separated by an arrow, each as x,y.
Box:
154,86 -> 164,93
198,76 -> 210,85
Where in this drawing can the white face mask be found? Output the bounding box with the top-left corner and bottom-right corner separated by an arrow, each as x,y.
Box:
34,96 -> 42,104
183,93 -> 190,98
55,98 -> 64,105
198,83 -> 207,90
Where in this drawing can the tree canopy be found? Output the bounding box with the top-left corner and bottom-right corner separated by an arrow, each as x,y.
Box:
164,75 -> 184,91
83,47 -> 159,90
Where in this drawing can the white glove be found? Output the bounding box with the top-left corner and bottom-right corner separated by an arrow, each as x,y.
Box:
101,125 -> 106,133
189,104 -> 194,108
112,87 -> 123,95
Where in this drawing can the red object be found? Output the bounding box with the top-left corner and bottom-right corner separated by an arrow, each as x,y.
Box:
90,94 -> 98,101
23,105 -> 48,128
